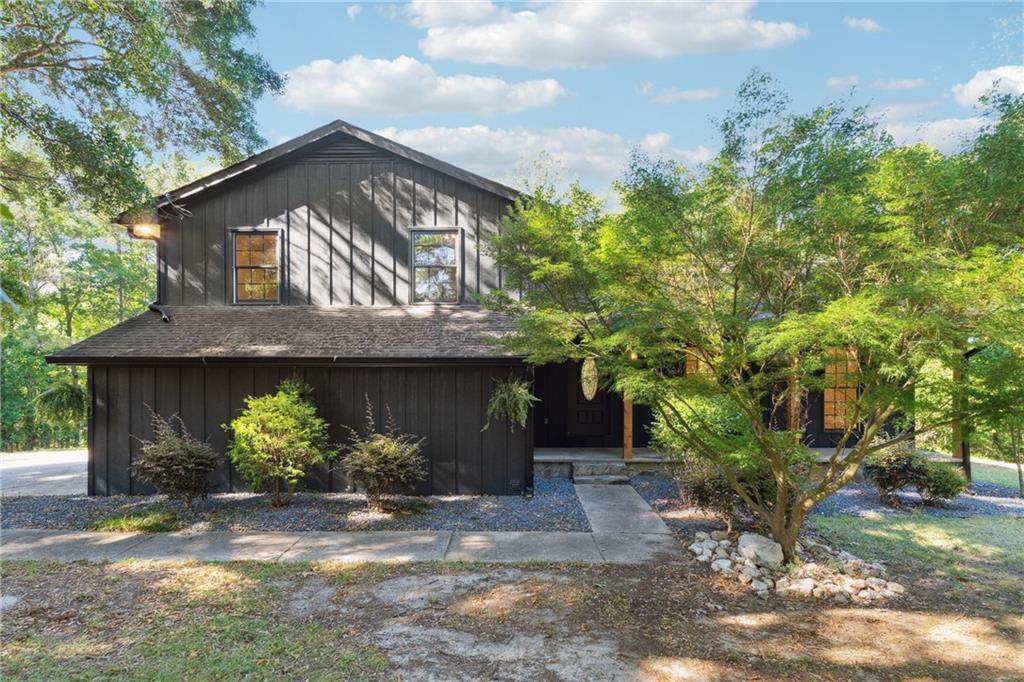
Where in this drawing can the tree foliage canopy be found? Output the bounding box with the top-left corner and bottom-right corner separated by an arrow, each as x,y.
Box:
1,0 -> 283,215
484,72 -> 1024,560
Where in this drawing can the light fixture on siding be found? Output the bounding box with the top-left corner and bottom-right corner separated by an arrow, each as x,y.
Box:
126,209 -> 161,240
129,221 -> 160,240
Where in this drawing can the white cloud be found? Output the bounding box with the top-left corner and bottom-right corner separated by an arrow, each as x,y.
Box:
886,117 -> 985,153
410,1 -> 807,68
372,125 -> 713,192
642,83 -> 721,104
843,16 -> 886,32
825,75 -> 859,90
346,4 -> 361,21
874,78 -> 928,90
281,55 -> 565,115
952,65 -> 1024,107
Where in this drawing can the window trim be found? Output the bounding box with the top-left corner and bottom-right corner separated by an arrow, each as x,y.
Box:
409,227 -> 461,304
230,228 -> 283,305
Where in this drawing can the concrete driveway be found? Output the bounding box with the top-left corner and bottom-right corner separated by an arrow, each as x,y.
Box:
0,449 -> 87,496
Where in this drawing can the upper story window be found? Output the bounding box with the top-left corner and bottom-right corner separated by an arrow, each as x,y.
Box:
234,231 -> 280,303
412,230 -> 459,303
823,348 -> 858,431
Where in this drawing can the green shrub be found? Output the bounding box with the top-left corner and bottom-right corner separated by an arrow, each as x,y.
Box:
344,399 -> 426,509
863,438 -> 927,505
131,412 -> 216,506
225,378 -> 332,506
483,375 -> 538,431
675,454 -> 739,532
917,461 -> 969,504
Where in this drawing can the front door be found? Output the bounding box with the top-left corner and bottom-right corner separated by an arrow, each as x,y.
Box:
566,361 -> 612,441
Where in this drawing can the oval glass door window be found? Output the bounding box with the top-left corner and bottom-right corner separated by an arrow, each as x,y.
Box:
581,357 -> 599,401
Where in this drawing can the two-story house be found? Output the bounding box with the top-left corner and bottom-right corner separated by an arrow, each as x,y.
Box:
48,120 -> 868,497
47,121 -> 667,496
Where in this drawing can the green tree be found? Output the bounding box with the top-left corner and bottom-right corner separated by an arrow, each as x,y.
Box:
967,345 -> 1024,496
1,0 -> 283,215
484,73 -> 1024,562
0,164 -> 156,450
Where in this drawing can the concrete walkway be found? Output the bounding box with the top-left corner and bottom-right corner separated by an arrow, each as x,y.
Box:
0,449 -> 87,496
0,528 -> 681,564
0,482 -> 682,564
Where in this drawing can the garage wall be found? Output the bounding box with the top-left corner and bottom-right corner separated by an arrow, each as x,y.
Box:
88,363 -> 531,496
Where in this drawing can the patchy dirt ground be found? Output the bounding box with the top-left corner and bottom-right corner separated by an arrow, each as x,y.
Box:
2,556 -> 1022,681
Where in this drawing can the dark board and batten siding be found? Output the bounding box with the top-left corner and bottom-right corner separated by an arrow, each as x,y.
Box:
159,132 -> 512,307
88,364 -> 531,496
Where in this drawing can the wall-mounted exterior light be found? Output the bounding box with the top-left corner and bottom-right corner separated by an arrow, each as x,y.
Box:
125,209 -> 161,240
128,221 -> 161,240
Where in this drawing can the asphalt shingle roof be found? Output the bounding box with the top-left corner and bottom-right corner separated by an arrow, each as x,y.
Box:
46,305 -> 521,364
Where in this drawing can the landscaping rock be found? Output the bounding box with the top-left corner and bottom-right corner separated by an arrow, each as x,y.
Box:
788,578 -> 817,596
737,533 -> 784,569
684,531 -> 908,605
710,530 -> 729,541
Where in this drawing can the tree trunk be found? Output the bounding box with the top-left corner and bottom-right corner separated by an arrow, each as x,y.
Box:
1014,431 -> 1023,498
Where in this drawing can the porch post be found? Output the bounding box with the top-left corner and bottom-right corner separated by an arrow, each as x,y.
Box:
623,397 -> 633,461
952,366 -> 972,481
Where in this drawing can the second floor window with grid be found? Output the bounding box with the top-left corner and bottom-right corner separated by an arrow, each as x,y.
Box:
234,232 -> 279,303
413,230 -> 458,302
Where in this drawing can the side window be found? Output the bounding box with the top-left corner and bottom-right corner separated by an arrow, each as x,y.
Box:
412,230 -> 459,303
823,348 -> 858,430
233,231 -> 280,303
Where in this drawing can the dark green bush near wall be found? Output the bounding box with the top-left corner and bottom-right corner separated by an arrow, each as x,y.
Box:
131,411 -> 217,507
343,398 -> 426,510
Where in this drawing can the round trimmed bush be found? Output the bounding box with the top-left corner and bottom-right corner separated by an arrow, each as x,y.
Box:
917,461 -> 969,504
225,378 -> 332,506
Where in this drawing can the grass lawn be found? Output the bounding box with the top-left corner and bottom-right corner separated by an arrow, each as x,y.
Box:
971,457 -> 1023,492
808,513 -> 1024,607
86,508 -> 184,533
3,551 -> 1023,681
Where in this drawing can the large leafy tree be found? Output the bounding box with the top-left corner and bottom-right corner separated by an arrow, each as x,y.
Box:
1,0 -> 283,215
1,187 -> 156,450
485,73 -> 1024,562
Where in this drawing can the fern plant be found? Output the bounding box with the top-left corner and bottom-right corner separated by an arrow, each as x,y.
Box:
35,376 -> 88,422
483,375 -> 539,432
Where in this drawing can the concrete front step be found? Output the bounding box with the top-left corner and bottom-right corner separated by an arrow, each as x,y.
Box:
572,474 -> 630,485
573,461 -> 627,477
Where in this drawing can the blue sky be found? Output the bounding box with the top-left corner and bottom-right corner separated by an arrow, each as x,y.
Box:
244,1 -> 1022,196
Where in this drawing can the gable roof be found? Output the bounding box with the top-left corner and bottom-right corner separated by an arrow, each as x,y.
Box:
126,120 -> 519,223
46,305 -> 522,365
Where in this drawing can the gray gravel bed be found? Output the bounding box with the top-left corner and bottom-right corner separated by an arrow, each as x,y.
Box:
632,473 -> 1023,521
0,476 -> 590,533
630,475 -> 729,535
811,480 -> 1024,518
